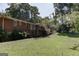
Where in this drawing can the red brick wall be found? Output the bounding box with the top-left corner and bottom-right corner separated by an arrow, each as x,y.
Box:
0,17 -> 3,28
21,22 -> 27,31
4,18 -> 14,32
16,21 -> 27,31
0,17 -> 32,33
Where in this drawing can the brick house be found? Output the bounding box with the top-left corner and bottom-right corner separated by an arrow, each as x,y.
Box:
0,16 -> 51,37
0,16 -> 33,32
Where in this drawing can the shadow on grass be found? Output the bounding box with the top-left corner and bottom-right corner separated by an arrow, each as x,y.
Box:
57,32 -> 79,38
0,34 -> 52,43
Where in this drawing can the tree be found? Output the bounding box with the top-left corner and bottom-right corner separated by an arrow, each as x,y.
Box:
72,4 -> 79,11
29,16 -> 42,23
53,3 -> 73,15
68,11 -> 79,32
5,3 -> 39,21
53,3 -> 73,33
30,6 -> 39,18
5,3 -> 31,20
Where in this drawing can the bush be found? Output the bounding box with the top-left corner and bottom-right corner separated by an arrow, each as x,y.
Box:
0,27 -> 8,42
57,23 -> 71,33
9,29 -> 27,40
40,26 -> 48,37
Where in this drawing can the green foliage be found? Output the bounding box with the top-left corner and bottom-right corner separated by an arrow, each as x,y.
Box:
40,17 -> 50,26
72,4 -> 79,11
0,27 -> 8,42
9,29 -> 27,40
74,18 -> 79,32
67,11 -> 79,32
6,3 -> 30,19
53,3 -> 72,16
53,3 -> 79,33
30,6 -> 39,19
30,16 -> 42,23
5,3 -> 39,21
57,23 -> 72,33
53,3 -> 74,25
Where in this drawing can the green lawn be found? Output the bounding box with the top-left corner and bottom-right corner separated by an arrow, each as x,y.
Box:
0,33 -> 79,56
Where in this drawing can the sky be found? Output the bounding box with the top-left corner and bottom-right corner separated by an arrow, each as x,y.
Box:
30,3 -> 54,17
0,3 -> 54,18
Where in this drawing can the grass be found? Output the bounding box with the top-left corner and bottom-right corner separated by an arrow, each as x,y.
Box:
0,33 -> 79,56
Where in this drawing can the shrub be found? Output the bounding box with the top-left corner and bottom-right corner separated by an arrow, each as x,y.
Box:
9,29 -> 27,40
40,26 -> 48,36
57,23 -> 71,33
0,27 -> 8,42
